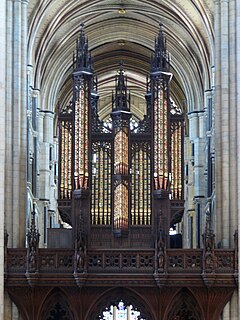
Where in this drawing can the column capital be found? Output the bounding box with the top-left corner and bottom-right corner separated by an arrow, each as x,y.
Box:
40,109 -> 55,117
32,88 -> 40,98
188,110 -> 204,119
27,64 -> 33,72
43,200 -> 49,207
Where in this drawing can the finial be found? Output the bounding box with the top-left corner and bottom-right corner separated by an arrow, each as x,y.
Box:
32,203 -> 36,225
119,60 -> 124,70
73,22 -> 93,72
151,22 -> 170,73
79,23 -> 85,39
117,61 -> 124,76
159,23 -> 164,35
205,207 -> 211,232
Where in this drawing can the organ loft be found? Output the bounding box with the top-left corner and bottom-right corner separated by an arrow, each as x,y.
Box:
4,24 -> 238,320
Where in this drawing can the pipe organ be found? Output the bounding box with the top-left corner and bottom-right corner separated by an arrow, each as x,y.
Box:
58,23 -> 184,243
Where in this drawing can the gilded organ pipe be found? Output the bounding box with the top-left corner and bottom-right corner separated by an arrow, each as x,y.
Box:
74,84 -> 89,190
153,81 -> 169,190
151,24 -> 171,192
112,64 -> 131,235
59,119 -> 72,200
170,121 -> 183,200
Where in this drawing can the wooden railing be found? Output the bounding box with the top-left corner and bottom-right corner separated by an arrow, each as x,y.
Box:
6,248 -> 237,274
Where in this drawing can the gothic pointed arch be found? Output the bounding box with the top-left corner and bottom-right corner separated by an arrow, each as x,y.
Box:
39,288 -> 74,320
86,287 -> 155,320
165,288 -> 202,320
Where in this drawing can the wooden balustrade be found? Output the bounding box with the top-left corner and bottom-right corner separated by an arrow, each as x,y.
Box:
6,248 -> 237,275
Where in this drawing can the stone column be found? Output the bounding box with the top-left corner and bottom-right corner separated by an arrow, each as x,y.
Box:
43,201 -> 49,247
19,0 -> 28,246
49,135 -> 58,227
215,0 -> 239,318
186,111 -> 206,248
185,113 -> 198,248
5,0 -> 28,248
26,88 -> 40,240
5,0 -> 13,247
236,0 -> 240,316
228,0 -> 238,244
12,0 -> 22,247
215,0 -> 237,249
26,66 -> 32,232
183,136 -> 195,248
204,89 -> 215,229
4,2 -> 28,318
220,0 -> 230,249
214,0 -> 222,245
0,1 -> 6,318
38,110 -> 54,246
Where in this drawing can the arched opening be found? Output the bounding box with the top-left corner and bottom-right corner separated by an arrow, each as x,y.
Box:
98,300 -> 146,320
88,288 -> 154,320
40,289 -> 74,320
166,289 -> 202,320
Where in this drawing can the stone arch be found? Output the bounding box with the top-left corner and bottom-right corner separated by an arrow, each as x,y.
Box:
27,0 -> 213,116
86,287 -> 155,320
165,288 -> 203,320
39,288 -> 74,320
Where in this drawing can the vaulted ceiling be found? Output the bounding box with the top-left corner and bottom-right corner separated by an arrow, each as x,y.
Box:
28,0 -> 214,118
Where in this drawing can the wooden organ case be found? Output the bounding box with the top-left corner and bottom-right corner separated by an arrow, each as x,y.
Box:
57,24 -> 184,253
